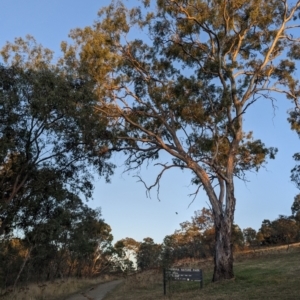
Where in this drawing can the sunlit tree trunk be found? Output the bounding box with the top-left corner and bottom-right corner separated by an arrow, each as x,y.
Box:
213,185 -> 236,281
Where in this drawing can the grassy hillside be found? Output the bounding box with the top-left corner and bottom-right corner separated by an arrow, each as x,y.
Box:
104,246 -> 300,300
1,244 -> 299,299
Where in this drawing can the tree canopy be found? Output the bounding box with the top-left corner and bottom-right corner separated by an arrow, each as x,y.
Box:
0,37 -> 115,234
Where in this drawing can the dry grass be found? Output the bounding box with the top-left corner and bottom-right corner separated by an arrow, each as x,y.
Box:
104,245 -> 300,300
0,275 -> 117,300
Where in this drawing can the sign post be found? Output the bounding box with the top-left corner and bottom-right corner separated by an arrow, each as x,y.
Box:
163,267 -> 203,295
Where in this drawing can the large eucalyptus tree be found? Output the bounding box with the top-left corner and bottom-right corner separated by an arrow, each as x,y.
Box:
62,0 -> 300,281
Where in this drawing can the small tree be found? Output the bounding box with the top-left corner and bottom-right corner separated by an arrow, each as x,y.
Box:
114,237 -> 140,272
258,219 -> 278,245
243,227 -> 257,248
137,238 -> 161,271
272,215 -> 298,246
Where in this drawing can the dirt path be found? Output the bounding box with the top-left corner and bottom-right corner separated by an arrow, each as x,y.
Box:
65,279 -> 122,300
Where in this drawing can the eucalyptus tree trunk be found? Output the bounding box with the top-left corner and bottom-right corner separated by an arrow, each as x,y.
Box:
213,219 -> 234,281
191,164 -> 235,281
205,185 -> 236,281
213,187 -> 236,281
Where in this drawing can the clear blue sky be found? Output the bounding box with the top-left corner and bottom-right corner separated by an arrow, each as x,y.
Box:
1,0 -> 299,244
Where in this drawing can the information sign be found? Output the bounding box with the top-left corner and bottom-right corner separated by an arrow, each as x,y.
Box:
163,267 -> 203,295
168,268 -> 202,281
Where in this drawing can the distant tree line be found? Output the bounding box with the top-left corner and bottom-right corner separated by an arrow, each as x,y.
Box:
112,197 -> 300,273
2,194 -> 299,290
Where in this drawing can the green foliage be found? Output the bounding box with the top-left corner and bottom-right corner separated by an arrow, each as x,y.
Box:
0,63 -> 114,235
291,194 -> 300,221
0,200 -> 114,287
0,35 -> 54,70
258,214 -> 300,246
289,110 -> 300,206
60,0 -> 296,189
137,238 -> 161,271
0,38 -> 115,288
